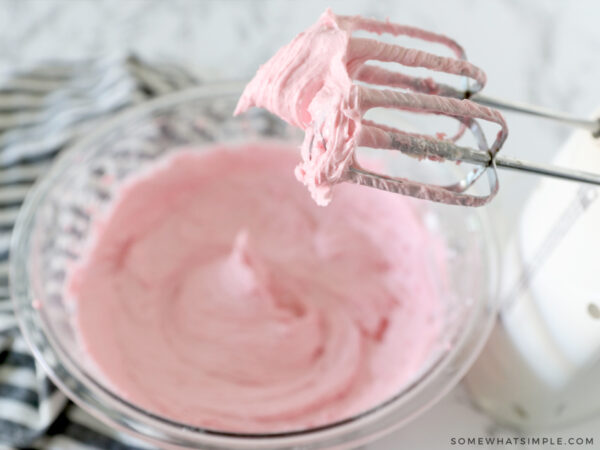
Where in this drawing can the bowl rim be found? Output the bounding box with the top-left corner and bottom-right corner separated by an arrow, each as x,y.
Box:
10,82 -> 500,448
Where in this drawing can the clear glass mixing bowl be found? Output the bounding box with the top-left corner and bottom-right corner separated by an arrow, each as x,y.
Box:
11,83 -> 499,449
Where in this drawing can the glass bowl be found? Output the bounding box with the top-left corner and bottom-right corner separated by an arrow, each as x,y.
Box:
11,83 -> 499,449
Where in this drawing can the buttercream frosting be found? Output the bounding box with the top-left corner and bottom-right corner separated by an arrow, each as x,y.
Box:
68,142 -> 445,432
235,8 -> 507,206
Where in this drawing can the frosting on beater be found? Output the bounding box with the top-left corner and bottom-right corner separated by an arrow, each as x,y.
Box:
235,8 -> 508,205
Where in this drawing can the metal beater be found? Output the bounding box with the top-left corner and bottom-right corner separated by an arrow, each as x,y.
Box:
310,15 -> 600,206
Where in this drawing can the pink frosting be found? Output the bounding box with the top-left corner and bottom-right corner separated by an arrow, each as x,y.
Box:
235,9 -> 507,206
68,142 -> 444,432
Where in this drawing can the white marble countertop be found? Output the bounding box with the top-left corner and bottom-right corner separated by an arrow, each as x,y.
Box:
2,0 -> 600,448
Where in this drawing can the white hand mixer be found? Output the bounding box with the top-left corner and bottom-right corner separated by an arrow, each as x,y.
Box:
324,17 -> 600,429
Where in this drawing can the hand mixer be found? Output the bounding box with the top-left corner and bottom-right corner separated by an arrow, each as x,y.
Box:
236,9 -> 600,429
303,14 -> 600,207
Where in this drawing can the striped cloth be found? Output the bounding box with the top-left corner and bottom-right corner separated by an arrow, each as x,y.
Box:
0,56 -> 199,449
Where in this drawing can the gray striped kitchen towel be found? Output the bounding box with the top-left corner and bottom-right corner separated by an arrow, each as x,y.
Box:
0,55 -> 199,449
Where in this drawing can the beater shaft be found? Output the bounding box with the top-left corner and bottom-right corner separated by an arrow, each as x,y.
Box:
471,93 -> 600,138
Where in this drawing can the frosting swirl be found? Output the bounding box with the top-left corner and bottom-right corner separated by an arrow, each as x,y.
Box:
69,142 -> 444,432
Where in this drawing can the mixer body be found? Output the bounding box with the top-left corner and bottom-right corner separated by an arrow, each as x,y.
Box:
465,127 -> 600,428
